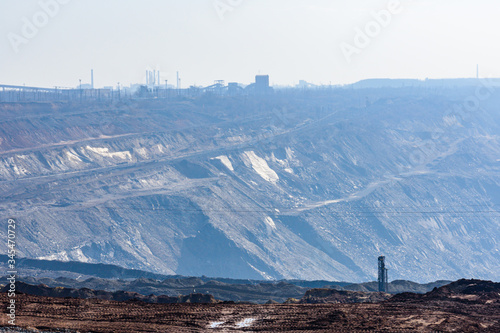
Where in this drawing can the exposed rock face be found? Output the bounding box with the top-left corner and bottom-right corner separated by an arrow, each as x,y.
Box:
0,88 -> 499,281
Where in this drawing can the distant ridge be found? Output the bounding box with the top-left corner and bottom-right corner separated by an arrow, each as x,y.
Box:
1,255 -> 452,298
0,255 -> 345,288
0,254 -> 169,280
349,78 -> 500,89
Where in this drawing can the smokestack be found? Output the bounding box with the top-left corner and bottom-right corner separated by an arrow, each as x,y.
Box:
477,64 -> 479,79
91,69 -> 94,89
177,71 -> 180,90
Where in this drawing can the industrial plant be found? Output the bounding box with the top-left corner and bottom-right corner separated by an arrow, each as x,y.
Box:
0,71 -> 272,103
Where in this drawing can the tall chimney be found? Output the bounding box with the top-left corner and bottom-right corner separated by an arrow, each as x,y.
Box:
91,69 -> 94,89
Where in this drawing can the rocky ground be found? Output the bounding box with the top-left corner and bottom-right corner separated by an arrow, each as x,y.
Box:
0,279 -> 498,332
0,293 -> 498,332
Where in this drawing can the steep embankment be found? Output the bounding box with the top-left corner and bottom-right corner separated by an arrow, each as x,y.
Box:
0,88 -> 499,281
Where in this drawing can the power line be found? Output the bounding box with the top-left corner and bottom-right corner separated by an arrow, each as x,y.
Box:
56,204 -> 500,217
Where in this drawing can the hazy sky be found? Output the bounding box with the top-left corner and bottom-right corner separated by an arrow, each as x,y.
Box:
2,0 -> 500,88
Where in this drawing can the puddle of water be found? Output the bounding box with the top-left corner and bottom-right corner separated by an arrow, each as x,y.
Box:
236,318 -> 256,328
209,321 -> 225,328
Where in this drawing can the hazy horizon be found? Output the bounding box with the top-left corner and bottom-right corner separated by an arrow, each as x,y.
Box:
2,0 -> 500,88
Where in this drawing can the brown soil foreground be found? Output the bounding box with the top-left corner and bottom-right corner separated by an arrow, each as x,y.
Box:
1,292 -> 499,332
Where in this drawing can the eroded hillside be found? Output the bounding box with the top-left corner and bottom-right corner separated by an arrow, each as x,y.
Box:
1,88 -> 499,281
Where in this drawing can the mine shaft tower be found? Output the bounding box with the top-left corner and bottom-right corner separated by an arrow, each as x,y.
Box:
378,256 -> 388,292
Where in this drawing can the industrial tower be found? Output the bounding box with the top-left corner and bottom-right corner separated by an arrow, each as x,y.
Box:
378,256 -> 388,292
